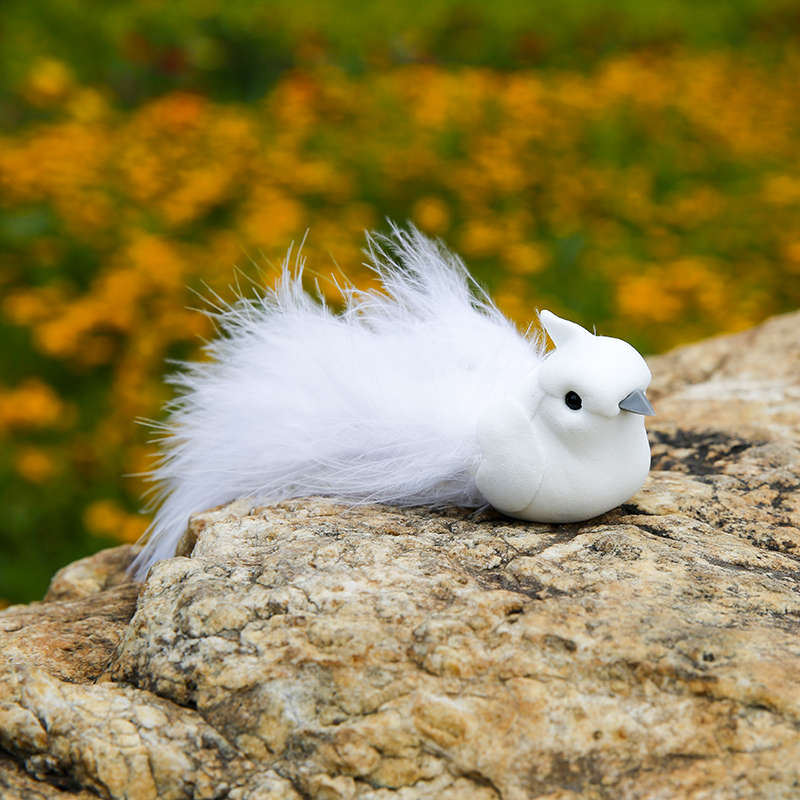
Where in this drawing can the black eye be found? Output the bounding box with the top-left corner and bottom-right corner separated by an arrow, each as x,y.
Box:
565,391 -> 582,410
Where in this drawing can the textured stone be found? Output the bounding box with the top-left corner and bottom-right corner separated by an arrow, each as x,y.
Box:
647,308 -> 800,444
0,751 -> 99,800
43,543 -> 142,603
0,662 -> 300,800
109,492 -> 800,800
3,310 -> 800,799
0,545 -> 142,683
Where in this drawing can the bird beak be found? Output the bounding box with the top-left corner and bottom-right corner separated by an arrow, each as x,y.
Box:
619,389 -> 655,416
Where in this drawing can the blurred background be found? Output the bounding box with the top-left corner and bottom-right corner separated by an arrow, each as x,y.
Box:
2,0 -> 800,604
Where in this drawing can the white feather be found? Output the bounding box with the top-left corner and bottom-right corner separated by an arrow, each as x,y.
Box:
133,225 -> 545,575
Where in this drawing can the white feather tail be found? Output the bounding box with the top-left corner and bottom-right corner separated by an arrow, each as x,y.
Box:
133,226 -> 544,575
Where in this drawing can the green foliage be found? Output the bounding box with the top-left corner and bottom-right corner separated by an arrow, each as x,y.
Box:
1,0 -> 799,108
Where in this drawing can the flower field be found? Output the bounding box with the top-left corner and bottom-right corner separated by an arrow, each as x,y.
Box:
3,10 -> 800,601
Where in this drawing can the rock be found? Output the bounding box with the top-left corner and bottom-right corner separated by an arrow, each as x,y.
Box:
0,662 -> 242,800
43,543 -> 143,603
3,311 -> 800,799
647,308 -> 800,444
0,545 -> 142,683
0,751 -> 99,800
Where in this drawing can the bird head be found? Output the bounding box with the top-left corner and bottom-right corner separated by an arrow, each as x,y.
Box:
535,310 -> 653,444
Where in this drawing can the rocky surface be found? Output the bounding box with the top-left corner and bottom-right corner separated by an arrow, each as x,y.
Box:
2,310 -> 800,799
0,546 -> 141,683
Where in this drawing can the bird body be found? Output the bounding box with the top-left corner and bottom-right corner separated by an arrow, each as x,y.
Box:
133,226 -> 653,576
475,310 -> 653,522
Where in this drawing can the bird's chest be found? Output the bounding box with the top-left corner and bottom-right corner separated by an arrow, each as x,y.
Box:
523,421 -> 650,523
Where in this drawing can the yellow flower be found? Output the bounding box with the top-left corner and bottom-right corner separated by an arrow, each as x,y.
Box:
84,500 -> 150,544
503,242 -> 546,275
14,447 -> 59,484
22,59 -> 74,107
413,196 -> 450,234
616,272 -> 683,324
0,380 -> 68,431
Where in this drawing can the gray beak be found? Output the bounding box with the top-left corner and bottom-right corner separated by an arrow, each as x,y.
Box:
619,389 -> 655,416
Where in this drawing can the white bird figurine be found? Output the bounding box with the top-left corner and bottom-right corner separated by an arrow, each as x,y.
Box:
133,225 -> 654,576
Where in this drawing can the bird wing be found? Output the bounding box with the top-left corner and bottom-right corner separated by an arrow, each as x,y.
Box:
475,397 -> 545,514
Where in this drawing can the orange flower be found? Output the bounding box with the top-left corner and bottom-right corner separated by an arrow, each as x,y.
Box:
0,380 -> 69,431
